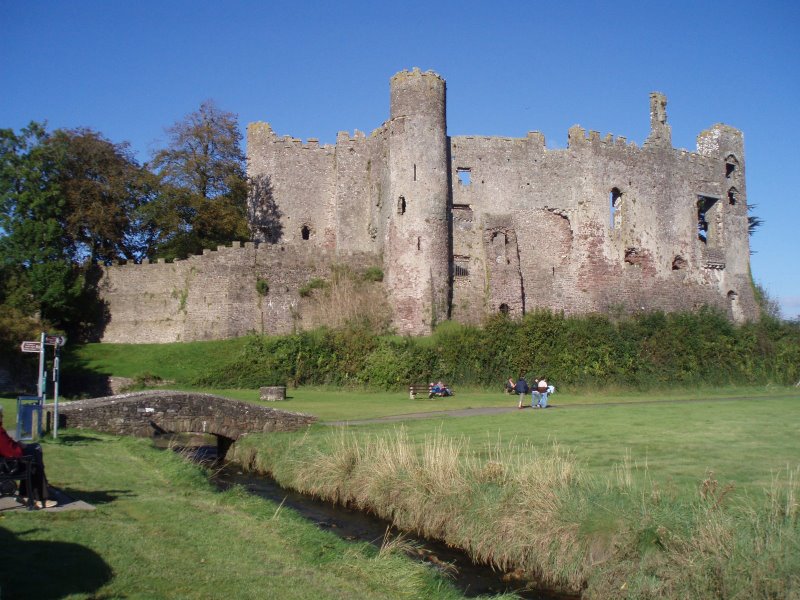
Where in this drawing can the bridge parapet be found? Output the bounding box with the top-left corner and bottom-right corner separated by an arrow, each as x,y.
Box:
47,390 -> 316,440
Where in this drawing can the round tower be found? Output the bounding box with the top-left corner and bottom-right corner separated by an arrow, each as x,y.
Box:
384,68 -> 450,335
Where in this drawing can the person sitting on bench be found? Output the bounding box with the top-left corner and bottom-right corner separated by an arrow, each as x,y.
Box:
0,407 -> 57,508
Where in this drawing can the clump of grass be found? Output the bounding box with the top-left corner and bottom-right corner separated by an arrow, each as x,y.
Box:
230,430 -> 800,599
297,268 -> 391,333
298,277 -> 327,297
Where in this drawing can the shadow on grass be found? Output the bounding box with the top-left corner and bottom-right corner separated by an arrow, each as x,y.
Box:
49,434 -> 107,446
59,487 -> 135,506
0,527 -> 114,599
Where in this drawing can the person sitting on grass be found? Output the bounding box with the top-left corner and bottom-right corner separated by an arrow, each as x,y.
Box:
0,406 -> 57,508
429,381 -> 452,398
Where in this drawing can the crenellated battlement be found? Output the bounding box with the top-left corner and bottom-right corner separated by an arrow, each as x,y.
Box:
391,66 -> 444,82
101,68 -> 756,344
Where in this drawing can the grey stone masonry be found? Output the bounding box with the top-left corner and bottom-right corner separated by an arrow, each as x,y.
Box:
48,391 -> 316,440
99,68 -> 757,343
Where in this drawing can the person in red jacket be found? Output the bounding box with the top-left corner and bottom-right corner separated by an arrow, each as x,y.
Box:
0,407 -> 56,508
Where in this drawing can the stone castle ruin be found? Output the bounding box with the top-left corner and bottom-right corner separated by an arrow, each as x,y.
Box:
99,68 -> 757,343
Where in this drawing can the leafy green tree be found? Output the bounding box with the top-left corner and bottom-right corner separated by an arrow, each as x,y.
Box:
0,123 -> 153,334
148,100 -> 249,260
1,123 -> 82,326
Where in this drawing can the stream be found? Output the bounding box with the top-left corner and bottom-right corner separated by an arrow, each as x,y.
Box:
154,433 -> 580,600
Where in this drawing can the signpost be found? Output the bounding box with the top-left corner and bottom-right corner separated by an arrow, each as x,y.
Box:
19,332 -> 66,439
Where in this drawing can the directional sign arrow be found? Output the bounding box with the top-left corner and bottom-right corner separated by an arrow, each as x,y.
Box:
44,335 -> 66,347
21,341 -> 42,353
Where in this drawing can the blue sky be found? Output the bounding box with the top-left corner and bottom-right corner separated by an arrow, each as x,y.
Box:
2,1 -> 798,318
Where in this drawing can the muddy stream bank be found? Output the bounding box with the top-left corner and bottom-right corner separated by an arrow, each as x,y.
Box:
155,433 -> 580,600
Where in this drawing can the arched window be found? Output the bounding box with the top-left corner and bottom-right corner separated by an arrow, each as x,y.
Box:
725,154 -> 739,178
499,303 -> 510,315
301,225 -> 310,240
610,188 -> 622,229
697,195 -> 719,245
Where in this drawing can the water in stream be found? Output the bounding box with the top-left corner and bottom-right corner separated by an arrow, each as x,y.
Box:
154,433 -> 580,600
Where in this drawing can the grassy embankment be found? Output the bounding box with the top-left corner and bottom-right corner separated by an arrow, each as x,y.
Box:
19,339 -> 798,598
0,431 -> 499,600
61,339 -> 798,422
228,395 -> 800,599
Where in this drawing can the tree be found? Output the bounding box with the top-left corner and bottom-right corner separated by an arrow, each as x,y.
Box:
148,101 -> 249,260
49,128 -> 159,263
0,123 -> 153,334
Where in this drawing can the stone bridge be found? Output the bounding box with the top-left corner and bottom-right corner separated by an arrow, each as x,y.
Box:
47,390 -> 317,456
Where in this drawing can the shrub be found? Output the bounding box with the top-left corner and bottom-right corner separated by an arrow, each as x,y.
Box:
362,267 -> 384,282
298,278 -> 327,298
196,308 -> 800,389
255,277 -> 269,296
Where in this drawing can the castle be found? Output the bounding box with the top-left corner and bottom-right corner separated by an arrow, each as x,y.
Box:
99,68 -> 757,343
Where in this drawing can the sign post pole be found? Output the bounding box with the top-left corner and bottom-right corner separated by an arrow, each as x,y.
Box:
21,334 -> 65,439
52,345 -> 60,439
37,332 -> 46,399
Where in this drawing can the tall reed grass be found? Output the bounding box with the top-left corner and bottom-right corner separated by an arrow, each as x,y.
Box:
230,429 -> 800,599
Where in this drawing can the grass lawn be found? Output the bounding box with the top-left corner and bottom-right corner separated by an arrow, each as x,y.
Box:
150,383 -> 798,422
0,432 -> 492,600
228,391 -> 800,598
3,380 -> 798,598
326,395 -> 800,494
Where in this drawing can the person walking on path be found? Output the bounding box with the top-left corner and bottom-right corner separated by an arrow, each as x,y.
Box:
515,375 -> 529,409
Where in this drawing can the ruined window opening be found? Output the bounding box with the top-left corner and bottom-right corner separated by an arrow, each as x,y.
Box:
453,255 -> 470,278
728,188 -> 737,206
609,188 -> 622,229
624,247 -> 641,266
725,154 -> 739,179
727,290 -> 738,301
491,231 -> 509,264
452,203 -> 474,221
301,225 -> 311,241
457,168 -> 471,186
499,303 -> 510,315
672,255 -> 687,270
697,195 -> 719,244
397,196 -> 406,215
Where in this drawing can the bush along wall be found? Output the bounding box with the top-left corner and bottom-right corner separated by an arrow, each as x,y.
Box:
195,309 -> 800,390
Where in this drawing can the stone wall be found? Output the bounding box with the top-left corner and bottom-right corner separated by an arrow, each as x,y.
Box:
99,68 -> 758,344
100,242 -> 380,343
49,391 -> 316,440
449,117 -> 756,321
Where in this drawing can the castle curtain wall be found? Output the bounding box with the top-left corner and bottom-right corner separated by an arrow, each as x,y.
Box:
98,69 -> 757,344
